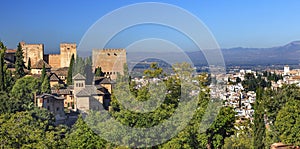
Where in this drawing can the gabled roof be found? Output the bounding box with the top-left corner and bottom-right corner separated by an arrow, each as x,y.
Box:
73,73 -> 86,80
94,77 -> 114,85
52,67 -> 68,76
76,85 -> 104,97
100,77 -> 112,84
49,73 -> 60,81
32,59 -> 51,69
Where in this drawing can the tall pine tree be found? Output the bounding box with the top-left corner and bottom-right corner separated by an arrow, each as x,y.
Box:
253,87 -> 265,149
41,76 -> 51,94
0,42 -> 5,91
41,63 -> 46,83
67,54 -> 75,85
14,42 -> 25,79
27,58 -> 31,70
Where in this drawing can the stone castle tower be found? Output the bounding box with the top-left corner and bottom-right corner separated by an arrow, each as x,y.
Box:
60,43 -> 77,68
20,41 -> 44,67
92,49 -> 127,80
44,43 -> 77,69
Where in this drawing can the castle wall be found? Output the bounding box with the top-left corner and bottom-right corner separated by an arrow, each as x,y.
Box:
48,54 -> 61,68
21,42 -> 44,67
60,43 -> 77,68
92,49 -> 127,80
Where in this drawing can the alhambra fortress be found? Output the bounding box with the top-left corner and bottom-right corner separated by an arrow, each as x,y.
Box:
5,41 -> 127,123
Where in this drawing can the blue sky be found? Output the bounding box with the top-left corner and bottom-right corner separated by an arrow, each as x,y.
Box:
1,0 -> 300,53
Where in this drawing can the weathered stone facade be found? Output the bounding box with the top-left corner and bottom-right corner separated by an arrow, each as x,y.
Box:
44,43 -> 76,69
47,54 -> 61,68
92,49 -> 127,80
60,43 -> 77,68
20,41 -> 44,67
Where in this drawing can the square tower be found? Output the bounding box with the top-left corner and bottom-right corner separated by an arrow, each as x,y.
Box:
20,41 -> 44,67
92,49 -> 127,80
60,43 -> 77,68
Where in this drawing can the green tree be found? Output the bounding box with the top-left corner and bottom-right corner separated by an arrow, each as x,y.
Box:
204,107 -> 236,149
14,42 -> 26,79
0,45 -> 5,91
65,115 -> 107,148
252,87 -> 265,149
67,54 -> 75,85
10,76 -> 39,107
41,75 -> 51,94
0,91 -> 22,114
41,63 -> 46,83
95,66 -> 104,77
274,99 -> 300,146
4,65 -> 14,92
0,108 -> 65,148
27,57 -> 31,70
73,56 -> 85,76
224,120 -> 253,149
144,62 -> 164,78
264,84 -> 300,123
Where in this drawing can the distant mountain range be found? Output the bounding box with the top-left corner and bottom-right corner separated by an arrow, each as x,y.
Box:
128,41 -> 300,66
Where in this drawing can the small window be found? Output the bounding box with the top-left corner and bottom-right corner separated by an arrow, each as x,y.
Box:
57,107 -> 59,111
107,53 -> 110,56
67,48 -> 70,50
47,106 -> 50,110
114,53 -> 117,56
47,99 -> 49,103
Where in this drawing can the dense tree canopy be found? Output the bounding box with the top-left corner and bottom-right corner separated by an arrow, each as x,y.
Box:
10,76 -> 39,105
274,99 -> 300,146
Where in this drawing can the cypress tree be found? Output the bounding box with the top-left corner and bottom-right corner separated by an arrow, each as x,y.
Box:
41,76 -> 51,94
0,44 -> 5,91
253,87 -> 265,149
14,43 -> 25,79
4,67 -> 14,92
67,54 -> 75,85
95,67 -> 104,77
41,63 -> 46,83
27,58 -> 31,70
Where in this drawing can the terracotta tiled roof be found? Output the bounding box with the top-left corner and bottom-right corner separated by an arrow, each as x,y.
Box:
5,49 -> 16,53
32,59 -> 51,69
52,67 -> 68,76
